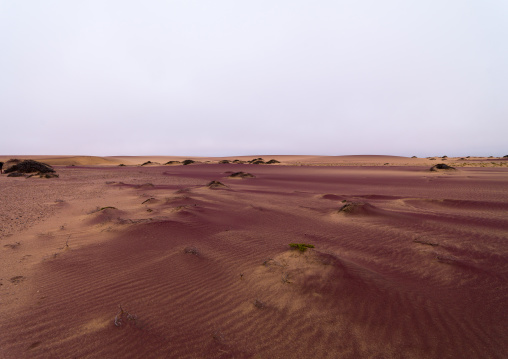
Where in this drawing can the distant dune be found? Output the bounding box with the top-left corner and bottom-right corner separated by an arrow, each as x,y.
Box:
1,154 -> 506,167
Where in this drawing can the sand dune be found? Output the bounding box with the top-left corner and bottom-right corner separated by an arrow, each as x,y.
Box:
1,158 -> 507,358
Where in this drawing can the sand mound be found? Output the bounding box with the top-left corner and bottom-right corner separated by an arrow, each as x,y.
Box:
86,207 -> 125,225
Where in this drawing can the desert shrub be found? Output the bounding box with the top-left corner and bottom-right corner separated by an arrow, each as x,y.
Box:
411,156 -> 417,158
141,161 -> 152,166
228,171 -> 254,178
219,160 -> 230,164
266,159 -> 280,164
207,180 -> 226,188
430,163 -> 455,171
184,246 -> 199,255
165,161 -> 180,165
289,243 -> 315,252
248,158 -> 264,163
182,159 -> 195,165
118,164 -> 126,166
4,160 -> 55,174
253,299 -> 266,309
504,155 -> 508,158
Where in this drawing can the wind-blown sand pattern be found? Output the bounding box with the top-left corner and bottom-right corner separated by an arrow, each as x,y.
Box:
1,156 -> 507,358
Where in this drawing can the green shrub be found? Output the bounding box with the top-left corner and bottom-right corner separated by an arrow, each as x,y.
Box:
289,243 -> 315,252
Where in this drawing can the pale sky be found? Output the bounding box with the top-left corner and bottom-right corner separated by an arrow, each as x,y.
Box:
1,1 -> 507,157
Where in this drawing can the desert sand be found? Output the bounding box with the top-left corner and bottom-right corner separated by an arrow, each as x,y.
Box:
1,155 -> 507,358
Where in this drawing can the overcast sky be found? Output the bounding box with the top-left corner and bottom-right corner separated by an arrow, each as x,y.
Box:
1,1 -> 507,157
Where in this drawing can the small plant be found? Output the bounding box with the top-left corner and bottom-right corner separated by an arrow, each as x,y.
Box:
266,159 -> 280,164
182,159 -> 195,165
118,163 -> 126,166
184,246 -> 199,255
253,299 -> 266,309
281,273 -> 292,284
114,305 -> 137,327
289,243 -> 315,252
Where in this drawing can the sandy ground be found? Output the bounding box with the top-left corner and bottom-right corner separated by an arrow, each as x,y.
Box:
1,155 -> 507,358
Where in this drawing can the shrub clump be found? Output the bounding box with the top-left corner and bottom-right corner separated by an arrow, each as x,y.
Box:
266,159 -> 280,164
141,161 -> 153,166
289,243 -> 315,252
5,160 -> 55,174
430,163 -> 456,171
248,158 -> 265,164
219,160 -> 230,164
182,159 -> 195,165
207,180 -> 227,188
228,171 -> 255,178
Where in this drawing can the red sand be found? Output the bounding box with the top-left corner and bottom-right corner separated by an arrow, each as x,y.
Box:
1,156 -> 507,358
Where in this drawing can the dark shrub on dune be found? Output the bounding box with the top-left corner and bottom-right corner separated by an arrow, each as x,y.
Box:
165,161 -> 181,165
7,172 -> 25,177
219,160 -> 230,164
266,159 -> 280,164
182,160 -> 195,165
228,171 -> 255,178
248,158 -> 264,164
430,163 -> 456,171
5,160 -> 55,174
207,180 -> 227,188
141,161 -> 152,166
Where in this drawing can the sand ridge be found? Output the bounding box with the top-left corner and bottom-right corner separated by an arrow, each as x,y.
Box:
1,159 -> 507,358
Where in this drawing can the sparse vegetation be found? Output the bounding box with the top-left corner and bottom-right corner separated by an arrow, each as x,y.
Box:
228,171 -> 254,178
4,160 -> 56,177
266,159 -> 280,164
254,299 -> 266,309
184,246 -> 199,255
114,305 -> 137,327
118,164 -> 126,166
430,163 -> 456,171
182,159 -> 195,165
248,158 -> 265,164
219,160 -> 230,164
207,180 -> 227,188
165,160 -> 181,165
289,243 -> 315,252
